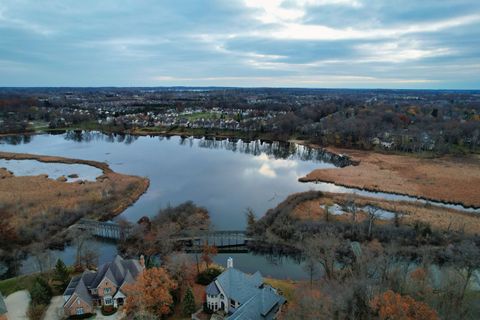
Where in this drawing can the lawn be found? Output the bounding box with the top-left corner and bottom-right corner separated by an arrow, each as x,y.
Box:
264,278 -> 297,303
0,273 -> 46,296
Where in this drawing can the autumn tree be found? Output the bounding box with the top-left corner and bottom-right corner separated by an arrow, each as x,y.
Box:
164,253 -> 196,300
283,287 -> 333,320
124,267 -> 177,318
201,244 -> 218,269
370,290 -> 439,320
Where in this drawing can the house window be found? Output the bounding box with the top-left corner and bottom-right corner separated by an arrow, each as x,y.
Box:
76,307 -> 84,315
220,294 -> 224,299
230,299 -> 235,308
77,299 -> 80,305
104,298 -> 113,305
104,287 -> 111,294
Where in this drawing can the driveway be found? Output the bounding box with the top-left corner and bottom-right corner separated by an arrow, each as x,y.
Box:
5,290 -> 30,320
44,296 -> 64,320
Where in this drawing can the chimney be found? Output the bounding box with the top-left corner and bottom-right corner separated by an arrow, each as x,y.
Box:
139,255 -> 145,269
227,257 -> 233,269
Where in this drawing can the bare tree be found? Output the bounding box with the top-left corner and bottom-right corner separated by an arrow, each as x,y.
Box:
366,205 -> 379,238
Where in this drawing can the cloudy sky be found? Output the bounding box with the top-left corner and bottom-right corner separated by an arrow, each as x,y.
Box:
0,0 -> 479,88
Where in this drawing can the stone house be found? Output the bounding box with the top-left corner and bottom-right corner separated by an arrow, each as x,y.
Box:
205,258 -> 285,319
63,255 -> 144,317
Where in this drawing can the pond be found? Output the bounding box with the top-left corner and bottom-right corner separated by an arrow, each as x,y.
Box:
0,132 -> 477,279
0,159 -> 103,182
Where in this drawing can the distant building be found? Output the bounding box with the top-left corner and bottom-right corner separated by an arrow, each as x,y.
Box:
63,255 -> 144,317
0,293 -> 7,320
205,258 -> 286,319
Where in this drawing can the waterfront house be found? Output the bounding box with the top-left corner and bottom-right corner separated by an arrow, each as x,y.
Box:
63,255 -> 144,317
205,258 -> 285,320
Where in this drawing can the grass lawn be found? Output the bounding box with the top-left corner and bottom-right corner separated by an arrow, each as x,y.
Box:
264,278 -> 298,304
0,273 -> 46,296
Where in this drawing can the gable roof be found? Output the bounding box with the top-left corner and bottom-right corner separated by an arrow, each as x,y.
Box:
64,276 -> 93,309
227,286 -> 286,320
0,293 -> 7,315
63,255 -> 143,307
87,255 -> 142,289
216,268 -> 263,304
206,281 -> 220,296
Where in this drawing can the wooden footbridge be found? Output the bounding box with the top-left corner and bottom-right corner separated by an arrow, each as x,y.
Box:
75,219 -> 252,252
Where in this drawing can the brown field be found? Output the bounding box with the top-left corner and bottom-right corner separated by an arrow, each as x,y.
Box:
299,147 -> 480,208
0,152 -> 149,244
292,192 -> 480,235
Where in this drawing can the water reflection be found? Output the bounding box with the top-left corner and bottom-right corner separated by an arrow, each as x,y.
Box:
0,131 -> 350,166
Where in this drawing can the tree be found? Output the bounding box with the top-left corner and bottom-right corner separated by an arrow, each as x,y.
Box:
450,240 -> 480,304
30,277 -> 53,305
370,290 -> 439,320
324,203 -> 332,222
201,244 -> 218,269
53,259 -> 70,291
283,287 -> 333,320
164,253 -> 196,300
366,205 -> 379,238
304,232 -> 343,280
183,287 -> 196,316
124,267 -> 177,317
245,208 -> 256,235
303,238 -> 320,287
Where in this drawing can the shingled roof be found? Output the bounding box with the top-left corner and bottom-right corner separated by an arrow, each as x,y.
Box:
228,285 -> 286,320
63,255 -> 143,308
216,268 -> 263,304
209,265 -> 286,320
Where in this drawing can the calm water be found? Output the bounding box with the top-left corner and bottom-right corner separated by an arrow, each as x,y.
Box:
0,159 -> 102,182
1,132 -> 476,279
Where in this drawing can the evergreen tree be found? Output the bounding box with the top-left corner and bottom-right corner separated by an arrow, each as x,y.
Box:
30,277 -> 52,305
53,259 -> 70,291
183,287 -> 196,316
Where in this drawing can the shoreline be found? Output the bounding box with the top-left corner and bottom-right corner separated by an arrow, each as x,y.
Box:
299,147 -> 480,209
0,151 -> 114,174
0,151 -> 150,220
3,130 -> 479,209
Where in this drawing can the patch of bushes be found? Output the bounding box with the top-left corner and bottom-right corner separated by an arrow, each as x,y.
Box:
27,303 -> 47,320
196,267 -> 222,285
101,305 -> 117,316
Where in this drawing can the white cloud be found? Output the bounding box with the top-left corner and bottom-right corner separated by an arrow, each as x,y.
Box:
258,163 -> 277,178
266,14 -> 480,40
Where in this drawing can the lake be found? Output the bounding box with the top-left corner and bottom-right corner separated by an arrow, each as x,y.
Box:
1,132 -> 477,279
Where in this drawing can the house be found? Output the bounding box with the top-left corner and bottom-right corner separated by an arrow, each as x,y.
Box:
63,255 -> 144,317
0,293 -> 7,320
205,258 -> 285,320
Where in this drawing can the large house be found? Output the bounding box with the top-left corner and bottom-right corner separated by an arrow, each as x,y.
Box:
63,255 -> 144,317
205,258 -> 285,320
0,293 -> 7,320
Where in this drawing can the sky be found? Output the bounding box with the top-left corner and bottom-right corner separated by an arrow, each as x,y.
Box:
0,0 -> 479,89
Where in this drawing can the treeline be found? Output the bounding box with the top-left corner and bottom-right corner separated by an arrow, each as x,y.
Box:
1,89 -> 479,154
